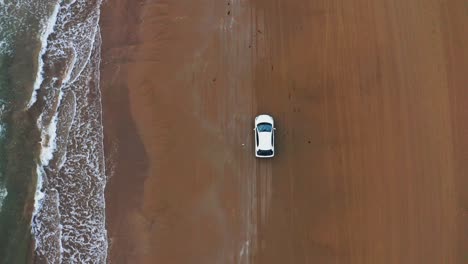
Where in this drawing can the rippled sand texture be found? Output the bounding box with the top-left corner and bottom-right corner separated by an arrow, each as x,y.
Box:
101,0 -> 468,263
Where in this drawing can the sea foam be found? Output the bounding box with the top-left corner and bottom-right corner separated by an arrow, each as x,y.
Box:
31,0 -> 107,263
30,0 -> 61,232
0,185 -> 7,212
27,2 -> 60,109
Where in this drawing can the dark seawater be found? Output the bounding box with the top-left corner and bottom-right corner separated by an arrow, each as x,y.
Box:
0,1 -> 57,262
0,0 -> 106,263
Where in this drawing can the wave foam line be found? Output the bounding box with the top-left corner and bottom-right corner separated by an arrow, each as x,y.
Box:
31,85 -> 64,227
27,1 -> 60,109
0,185 -> 7,212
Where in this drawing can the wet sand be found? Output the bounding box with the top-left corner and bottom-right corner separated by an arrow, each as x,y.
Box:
100,0 -> 468,263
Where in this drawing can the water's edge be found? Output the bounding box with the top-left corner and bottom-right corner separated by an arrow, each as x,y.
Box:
0,0 -> 107,262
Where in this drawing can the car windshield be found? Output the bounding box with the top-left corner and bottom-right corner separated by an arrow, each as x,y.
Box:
257,123 -> 272,132
257,149 -> 273,156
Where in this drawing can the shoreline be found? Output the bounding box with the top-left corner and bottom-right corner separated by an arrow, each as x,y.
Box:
29,1 -> 107,262
100,0 -> 148,261
0,1 -> 107,263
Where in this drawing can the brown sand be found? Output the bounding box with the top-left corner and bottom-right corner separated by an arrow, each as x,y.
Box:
100,0 -> 468,263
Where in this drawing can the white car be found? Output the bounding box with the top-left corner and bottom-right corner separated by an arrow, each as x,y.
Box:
254,114 -> 275,158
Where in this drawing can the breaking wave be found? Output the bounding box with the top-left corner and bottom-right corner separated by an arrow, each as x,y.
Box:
27,0 -> 108,263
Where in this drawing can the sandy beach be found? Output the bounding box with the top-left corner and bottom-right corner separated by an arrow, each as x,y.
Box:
100,0 -> 468,263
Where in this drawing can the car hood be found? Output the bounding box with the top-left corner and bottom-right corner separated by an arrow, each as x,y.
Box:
255,115 -> 274,126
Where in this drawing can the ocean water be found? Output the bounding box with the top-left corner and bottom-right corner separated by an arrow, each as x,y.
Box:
0,0 -> 107,263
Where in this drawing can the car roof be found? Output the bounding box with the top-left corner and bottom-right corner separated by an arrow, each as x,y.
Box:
257,130 -> 273,150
